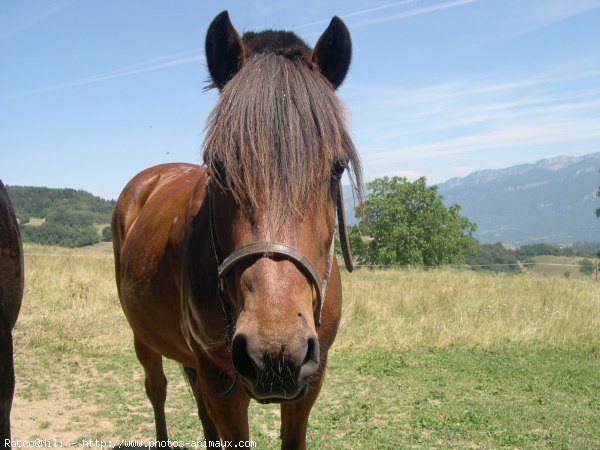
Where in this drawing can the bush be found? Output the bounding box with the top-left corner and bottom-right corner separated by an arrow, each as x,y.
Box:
45,209 -> 96,227
21,222 -> 99,247
465,242 -> 523,274
101,226 -> 112,242
579,259 -> 595,276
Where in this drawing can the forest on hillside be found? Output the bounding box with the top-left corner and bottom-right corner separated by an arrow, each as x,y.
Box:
7,186 -> 115,247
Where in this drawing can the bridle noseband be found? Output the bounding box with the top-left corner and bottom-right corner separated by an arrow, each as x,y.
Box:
207,179 -> 354,341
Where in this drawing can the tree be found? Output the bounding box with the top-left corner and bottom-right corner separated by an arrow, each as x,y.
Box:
354,176 -> 476,266
596,182 -> 600,219
595,167 -> 600,218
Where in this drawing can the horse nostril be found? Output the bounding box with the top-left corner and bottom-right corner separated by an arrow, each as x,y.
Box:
231,333 -> 262,381
298,336 -> 320,385
302,336 -> 318,366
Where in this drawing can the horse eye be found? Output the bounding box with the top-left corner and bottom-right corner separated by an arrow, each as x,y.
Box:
331,160 -> 346,183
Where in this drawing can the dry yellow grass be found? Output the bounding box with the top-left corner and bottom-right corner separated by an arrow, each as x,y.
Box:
337,267 -> 600,350
16,243 -> 600,355
18,243 -> 129,355
22,217 -> 45,226
528,254 -> 590,279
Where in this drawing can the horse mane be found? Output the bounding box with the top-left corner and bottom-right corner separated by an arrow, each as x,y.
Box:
203,30 -> 363,229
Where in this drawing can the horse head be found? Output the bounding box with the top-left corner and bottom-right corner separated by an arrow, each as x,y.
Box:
203,11 -> 361,402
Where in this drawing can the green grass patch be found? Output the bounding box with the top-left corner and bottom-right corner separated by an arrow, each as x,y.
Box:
14,344 -> 600,448
302,346 -> 600,449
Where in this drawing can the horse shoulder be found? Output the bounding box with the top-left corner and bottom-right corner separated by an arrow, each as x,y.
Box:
113,164 -> 204,252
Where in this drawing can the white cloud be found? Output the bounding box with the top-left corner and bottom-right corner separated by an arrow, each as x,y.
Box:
4,49 -> 205,100
294,0 -> 423,29
369,118 -> 600,163
294,0 -> 481,30
350,0 -> 482,27
508,0 -> 600,35
450,166 -> 475,176
0,1 -> 72,39
344,63 -> 600,184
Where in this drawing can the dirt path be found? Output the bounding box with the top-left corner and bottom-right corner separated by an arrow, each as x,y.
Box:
11,387 -> 116,442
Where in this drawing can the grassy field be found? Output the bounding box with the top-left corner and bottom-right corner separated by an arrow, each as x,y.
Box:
22,217 -> 45,226
528,255 -> 591,280
11,244 -> 600,448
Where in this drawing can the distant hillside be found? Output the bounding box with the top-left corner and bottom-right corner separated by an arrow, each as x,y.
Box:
9,153 -> 600,248
437,153 -> 600,245
7,186 -> 115,247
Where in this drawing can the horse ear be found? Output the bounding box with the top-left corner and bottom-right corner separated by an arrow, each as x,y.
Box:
205,11 -> 245,90
312,17 -> 352,89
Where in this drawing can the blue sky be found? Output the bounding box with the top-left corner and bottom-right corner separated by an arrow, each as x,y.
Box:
1,0 -> 600,200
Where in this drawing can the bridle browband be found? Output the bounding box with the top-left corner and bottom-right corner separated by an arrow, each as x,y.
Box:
207,179 -> 354,342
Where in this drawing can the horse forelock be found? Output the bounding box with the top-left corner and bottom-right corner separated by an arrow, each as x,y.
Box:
203,40 -> 363,232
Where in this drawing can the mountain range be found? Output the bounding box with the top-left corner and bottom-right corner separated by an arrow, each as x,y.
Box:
437,153 -> 600,245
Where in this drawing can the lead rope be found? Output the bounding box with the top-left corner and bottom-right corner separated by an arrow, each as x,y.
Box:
207,181 -> 239,397
318,183 -> 352,320
317,238 -> 335,323
336,181 -> 354,272
207,182 -> 236,347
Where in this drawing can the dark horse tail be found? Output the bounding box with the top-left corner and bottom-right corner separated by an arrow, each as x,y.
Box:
180,366 -> 197,398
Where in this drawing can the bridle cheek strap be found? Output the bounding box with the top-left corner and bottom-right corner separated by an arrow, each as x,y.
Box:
217,240 -> 335,326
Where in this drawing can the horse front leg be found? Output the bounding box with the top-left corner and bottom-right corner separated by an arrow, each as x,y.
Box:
182,366 -> 220,442
195,354 -> 250,444
0,331 -> 15,442
280,361 -> 327,450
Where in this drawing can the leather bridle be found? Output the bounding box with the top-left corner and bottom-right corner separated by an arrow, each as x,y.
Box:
207,179 -> 354,342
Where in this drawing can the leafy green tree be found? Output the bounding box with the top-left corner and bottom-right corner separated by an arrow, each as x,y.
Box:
354,177 -> 476,266
596,183 -> 600,219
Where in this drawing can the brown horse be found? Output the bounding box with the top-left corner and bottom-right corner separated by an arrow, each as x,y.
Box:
0,180 -> 24,442
112,11 -> 361,449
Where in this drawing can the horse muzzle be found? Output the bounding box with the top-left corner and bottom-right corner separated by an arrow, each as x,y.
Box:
231,332 -> 320,402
